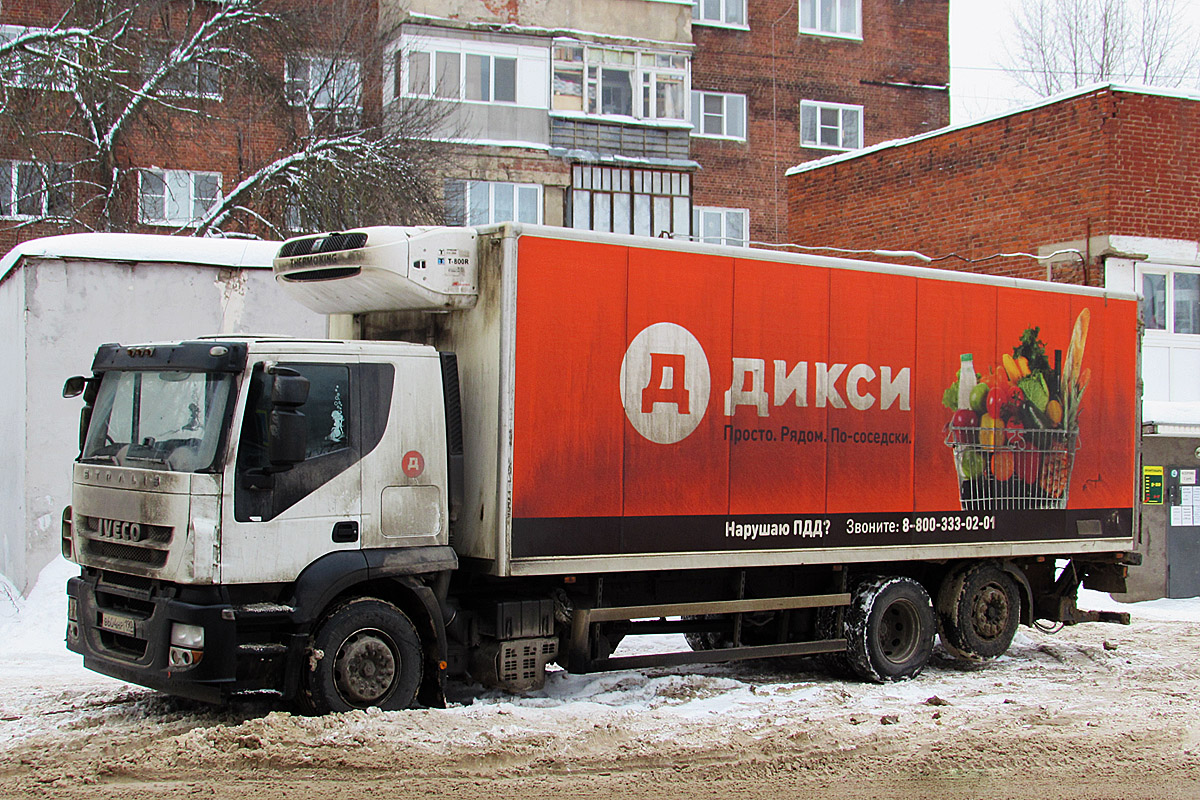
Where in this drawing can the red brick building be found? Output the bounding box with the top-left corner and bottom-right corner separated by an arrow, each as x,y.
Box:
2,1 -> 951,254
691,0 -> 948,246
0,0 -> 380,255
786,85 -> 1200,284
786,84 -> 1200,598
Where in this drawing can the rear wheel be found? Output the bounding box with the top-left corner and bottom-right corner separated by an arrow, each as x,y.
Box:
299,597 -> 424,715
845,576 -> 935,683
937,563 -> 1021,663
683,613 -> 739,651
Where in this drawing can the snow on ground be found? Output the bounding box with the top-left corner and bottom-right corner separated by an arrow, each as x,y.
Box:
0,559 -> 138,749
0,558 -> 1195,740
2,559 -> 1200,798
1079,586 -> 1200,621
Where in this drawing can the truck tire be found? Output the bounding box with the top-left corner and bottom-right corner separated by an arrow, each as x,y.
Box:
814,606 -> 852,677
683,614 -> 734,651
299,597 -> 424,714
936,563 -> 1020,663
845,576 -> 935,683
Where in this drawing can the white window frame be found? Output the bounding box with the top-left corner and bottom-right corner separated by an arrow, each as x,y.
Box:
693,206 -> 749,247
692,0 -> 749,29
798,0 -> 861,39
286,56 -> 362,109
569,165 -> 690,237
400,41 -> 521,106
446,180 -> 542,226
552,40 -> 689,123
0,24 -> 74,90
800,100 -> 862,150
147,47 -> 222,100
285,55 -> 362,127
1138,263 -> 1200,402
1140,265 -> 1200,337
138,169 -> 221,227
690,90 -> 746,139
0,159 -> 72,219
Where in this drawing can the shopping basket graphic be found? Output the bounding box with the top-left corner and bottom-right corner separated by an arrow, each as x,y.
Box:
945,425 -> 1079,511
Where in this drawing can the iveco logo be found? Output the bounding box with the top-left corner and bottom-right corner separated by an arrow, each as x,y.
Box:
620,322 -> 711,445
97,518 -> 144,542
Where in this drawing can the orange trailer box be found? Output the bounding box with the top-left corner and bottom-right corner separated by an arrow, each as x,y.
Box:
493,227 -> 1137,573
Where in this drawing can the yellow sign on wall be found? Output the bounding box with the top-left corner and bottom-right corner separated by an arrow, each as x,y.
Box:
1143,466 -> 1164,504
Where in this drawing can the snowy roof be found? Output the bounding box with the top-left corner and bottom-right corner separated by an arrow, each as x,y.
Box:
0,233 -> 280,284
402,12 -> 694,51
1144,400 -> 1200,437
786,82 -> 1200,177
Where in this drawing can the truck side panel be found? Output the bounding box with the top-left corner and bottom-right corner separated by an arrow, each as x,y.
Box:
502,231 -> 1136,571
728,258 -> 830,513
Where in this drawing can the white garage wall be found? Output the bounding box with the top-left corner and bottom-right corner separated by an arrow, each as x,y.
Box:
1,234 -> 327,594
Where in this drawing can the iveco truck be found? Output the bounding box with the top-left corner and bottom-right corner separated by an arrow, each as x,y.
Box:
62,224 -> 1140,713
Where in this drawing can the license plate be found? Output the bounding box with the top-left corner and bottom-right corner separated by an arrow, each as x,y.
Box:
99,613 -> 136,636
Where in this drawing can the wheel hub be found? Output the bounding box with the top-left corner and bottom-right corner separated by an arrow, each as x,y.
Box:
334,629 -> 398,707
971,585 -> 1010,640
879,599 -> 920,664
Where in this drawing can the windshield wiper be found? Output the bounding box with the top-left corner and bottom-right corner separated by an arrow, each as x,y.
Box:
124,454 -> 170,467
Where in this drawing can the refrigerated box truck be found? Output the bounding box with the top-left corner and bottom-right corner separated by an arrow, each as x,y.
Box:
62,224 -> 1140,713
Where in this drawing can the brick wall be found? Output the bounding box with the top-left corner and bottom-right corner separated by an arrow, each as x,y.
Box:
0,0 -> 378,255
691,0 -> 949,245
785,87 -> 1200,285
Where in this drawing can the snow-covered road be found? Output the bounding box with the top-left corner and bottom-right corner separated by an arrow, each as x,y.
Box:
3,559 -> 1199,799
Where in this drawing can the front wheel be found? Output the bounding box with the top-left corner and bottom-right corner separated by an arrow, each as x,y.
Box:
299,597 -> 424,715
845,576 -> 936,683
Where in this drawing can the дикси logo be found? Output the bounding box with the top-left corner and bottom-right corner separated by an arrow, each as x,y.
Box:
620,322 -> 710,444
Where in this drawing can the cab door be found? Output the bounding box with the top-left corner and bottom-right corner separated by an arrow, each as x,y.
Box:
360,353 -> 449,550
221,358 -> 363,584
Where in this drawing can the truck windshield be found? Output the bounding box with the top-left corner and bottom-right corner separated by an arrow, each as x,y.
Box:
81,370 -> 235,473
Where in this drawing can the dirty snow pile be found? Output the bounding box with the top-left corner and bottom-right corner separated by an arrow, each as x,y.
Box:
2,556 -> 1200,760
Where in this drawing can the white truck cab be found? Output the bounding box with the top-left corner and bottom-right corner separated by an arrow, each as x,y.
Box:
65,336 -> 463,710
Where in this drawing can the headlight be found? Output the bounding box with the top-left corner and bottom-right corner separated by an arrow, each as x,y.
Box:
169,622 -> 205,670
170,622 -> 204,649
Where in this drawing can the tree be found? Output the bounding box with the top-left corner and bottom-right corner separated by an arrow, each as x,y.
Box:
0,0 -> 449,240
1005,0 -> 1200,96
194,2 -> 451,236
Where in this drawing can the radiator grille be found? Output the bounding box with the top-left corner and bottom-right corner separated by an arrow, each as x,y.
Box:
278,232 -> 368,259
85,539 -> 169,568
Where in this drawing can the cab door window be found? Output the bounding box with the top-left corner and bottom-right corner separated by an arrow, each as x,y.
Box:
235,363 -> 356,522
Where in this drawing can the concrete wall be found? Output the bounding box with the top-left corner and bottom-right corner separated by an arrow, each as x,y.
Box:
2,252 -> 326,594
390,0 -> 692,45
0,259 -> 28,592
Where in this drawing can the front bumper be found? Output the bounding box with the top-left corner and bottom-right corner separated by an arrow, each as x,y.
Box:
66,571 -> 240,703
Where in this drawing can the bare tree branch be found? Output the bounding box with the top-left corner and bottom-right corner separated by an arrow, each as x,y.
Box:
1005,0 -> 1200,95
0,0 -> 452,238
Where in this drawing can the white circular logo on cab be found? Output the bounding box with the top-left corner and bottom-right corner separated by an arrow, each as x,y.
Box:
620,322 -> 710,444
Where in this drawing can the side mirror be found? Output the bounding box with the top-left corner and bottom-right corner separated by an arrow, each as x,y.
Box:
66,376 -> 100,452
265,367 -> 310,469
63,376 -> 87,398
267,408 -> 308,466
270,368 -> 310,407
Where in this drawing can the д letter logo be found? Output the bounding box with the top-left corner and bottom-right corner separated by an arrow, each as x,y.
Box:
620,322 -> 711,444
